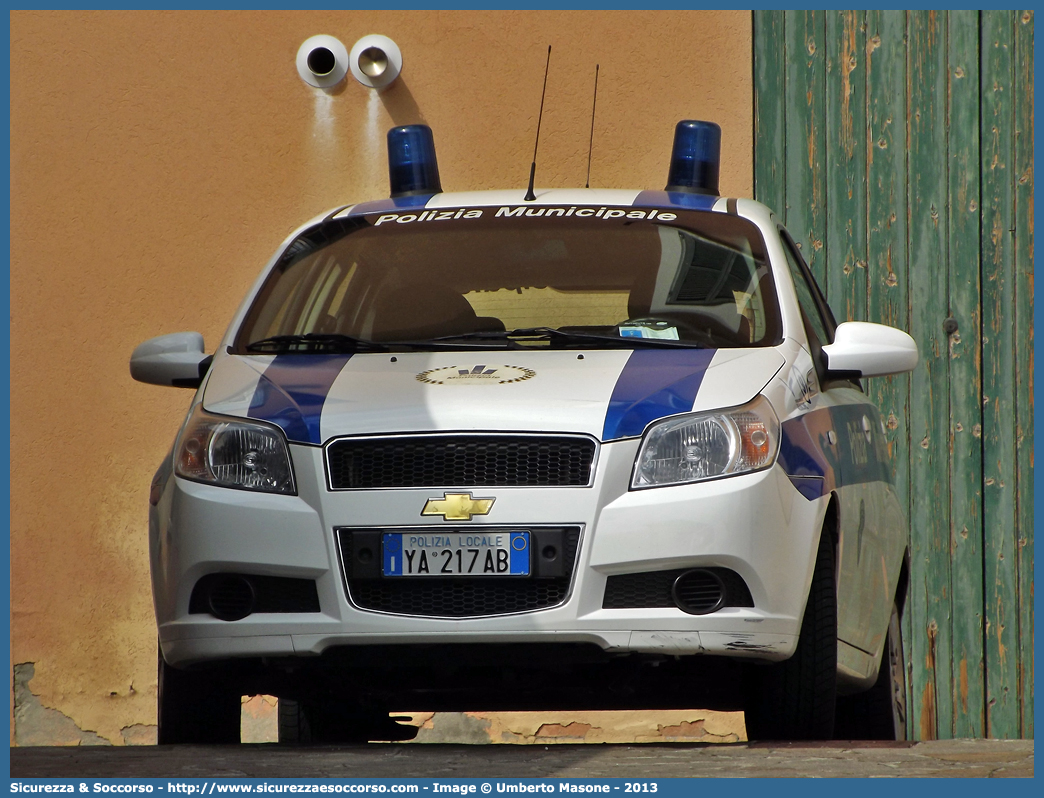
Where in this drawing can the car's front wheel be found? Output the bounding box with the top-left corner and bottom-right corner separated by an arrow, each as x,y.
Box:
157,651 -> 241,744
834,600 -> 907,740
743,528 -> 837,740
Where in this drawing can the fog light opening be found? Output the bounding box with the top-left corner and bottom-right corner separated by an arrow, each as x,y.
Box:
208,575 -> 256,621
672,569 -> 726,615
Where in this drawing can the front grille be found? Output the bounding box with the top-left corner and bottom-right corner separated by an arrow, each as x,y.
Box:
338,527 -> 582,617
602,568 -> 753,614
326,435 -> 596,489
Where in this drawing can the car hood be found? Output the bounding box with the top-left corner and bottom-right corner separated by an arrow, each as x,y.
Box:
202,347 -> 786,445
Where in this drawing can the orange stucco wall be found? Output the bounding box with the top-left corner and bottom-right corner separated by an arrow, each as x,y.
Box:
10,10 -> 753,743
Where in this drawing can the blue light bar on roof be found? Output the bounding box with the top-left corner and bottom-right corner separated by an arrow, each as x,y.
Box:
387,124 -> 443,198
665,120 -> 721,196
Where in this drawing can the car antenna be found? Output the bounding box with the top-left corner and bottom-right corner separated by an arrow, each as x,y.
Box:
524,45 -> 551,202
585,64 -> 599,188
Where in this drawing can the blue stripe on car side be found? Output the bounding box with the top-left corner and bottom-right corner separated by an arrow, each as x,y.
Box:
778,410 -> 833,483
787,478 -> 828,501
778,410 -> 833,500
346,196 -> 433,216
632,190 -> 719,212
248,355 -> 353,444
778,404 -> 893,500
601,349 -> 716,441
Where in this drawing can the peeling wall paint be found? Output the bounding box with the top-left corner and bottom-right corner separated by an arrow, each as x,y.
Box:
235,698 -> 746,745
14,664 -> 113,746
411,710 -> 746,745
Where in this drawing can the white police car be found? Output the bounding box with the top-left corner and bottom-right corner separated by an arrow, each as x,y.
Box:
132,121 -> 918,744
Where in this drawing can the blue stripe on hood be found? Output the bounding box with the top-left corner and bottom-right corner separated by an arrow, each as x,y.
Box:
248,355 -> 352,444
602,349 -> 716,441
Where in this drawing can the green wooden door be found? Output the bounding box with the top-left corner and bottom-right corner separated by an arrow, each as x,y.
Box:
753,10 -> 1033,739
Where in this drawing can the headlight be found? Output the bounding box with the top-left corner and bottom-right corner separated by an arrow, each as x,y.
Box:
175,405 -> 296,494
631,395 -> 779,489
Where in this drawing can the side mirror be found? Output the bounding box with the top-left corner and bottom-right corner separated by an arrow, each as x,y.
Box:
130,332 -> 212,388
822,321 -> 918,378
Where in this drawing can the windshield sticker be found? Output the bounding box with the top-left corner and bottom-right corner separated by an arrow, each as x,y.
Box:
372,207 -> 677,227
417,365 -> 536,385
618,320 -> 681,340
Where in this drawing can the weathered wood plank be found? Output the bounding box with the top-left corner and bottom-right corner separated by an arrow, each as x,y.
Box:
907,9 -> 953,740
783,11 -> 827,285
979,10 -> 1022,741
864,8 -> 914,734
1012,8 -> 1034,740
946,10 -> 986,740
753,10 -> 786,215
980,10 -> 1020,740
826,10 -> 867,319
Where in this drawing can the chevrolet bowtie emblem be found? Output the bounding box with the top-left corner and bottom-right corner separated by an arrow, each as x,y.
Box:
421,492 -> 495,522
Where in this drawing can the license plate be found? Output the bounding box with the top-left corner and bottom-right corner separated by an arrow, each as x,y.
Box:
382,531 -> 530,577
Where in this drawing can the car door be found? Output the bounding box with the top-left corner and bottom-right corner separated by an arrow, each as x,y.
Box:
778,230 -> 894,660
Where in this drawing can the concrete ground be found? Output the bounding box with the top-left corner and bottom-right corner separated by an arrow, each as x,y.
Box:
11,739 -> 1033,778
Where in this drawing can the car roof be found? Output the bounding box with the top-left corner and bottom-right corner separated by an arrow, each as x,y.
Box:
333,187 -> 765,216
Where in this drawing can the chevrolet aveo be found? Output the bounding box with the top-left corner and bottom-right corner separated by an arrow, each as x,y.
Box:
132,121 -> 918,744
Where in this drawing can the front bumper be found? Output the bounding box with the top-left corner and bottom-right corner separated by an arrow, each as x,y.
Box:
151,438 -> 826,667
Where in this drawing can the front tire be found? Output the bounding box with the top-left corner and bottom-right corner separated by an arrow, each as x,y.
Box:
157,651 -> 241,744
277,697 -> 313,744
744,528 -> 837,740
835,601 -> 907,740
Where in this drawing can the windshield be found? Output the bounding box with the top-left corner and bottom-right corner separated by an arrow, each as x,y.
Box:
233,206 -> 782,353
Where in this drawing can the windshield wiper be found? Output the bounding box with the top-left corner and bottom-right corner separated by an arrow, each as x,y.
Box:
246,327 -> 712,354
244,332 -> 519,354
245,334 -> 391,354
431,327 -> 710,348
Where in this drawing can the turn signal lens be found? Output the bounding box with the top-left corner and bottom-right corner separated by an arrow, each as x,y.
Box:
175,405 -> 296,495
631,395 -> 779,489
736,416 -> 771,468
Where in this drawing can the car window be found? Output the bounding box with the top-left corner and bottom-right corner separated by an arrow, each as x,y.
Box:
779,228 -> 863,390
779,230 -> 834,348
234,209 -> 784,351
